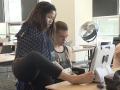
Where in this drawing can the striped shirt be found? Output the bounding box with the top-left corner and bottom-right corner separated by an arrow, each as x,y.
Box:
15,23 -> 54,90
15,23 -> 54,61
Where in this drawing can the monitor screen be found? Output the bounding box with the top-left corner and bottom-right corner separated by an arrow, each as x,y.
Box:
93,0 -> 118,17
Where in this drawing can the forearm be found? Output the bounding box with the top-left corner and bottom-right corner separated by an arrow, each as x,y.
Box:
58,71 -> 75,83
58,71 -> 94,84
52,61 -> 64,70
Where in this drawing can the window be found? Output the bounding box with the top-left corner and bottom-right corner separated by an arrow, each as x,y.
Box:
4,0 -> 22,22
8,23 -> 22,40
0,23 -> 7,38
2,0 -> 22,40
93,15 -> 119,44
93,15 -> 119,36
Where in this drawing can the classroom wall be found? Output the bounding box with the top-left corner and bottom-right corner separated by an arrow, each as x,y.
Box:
51,0 -> 93,46
52,0 -> 93,61
74,0 -> 93,61
75,0 -> 93,45
51,0 -> 75,45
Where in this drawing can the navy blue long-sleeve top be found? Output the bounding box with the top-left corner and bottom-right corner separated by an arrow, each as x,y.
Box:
15,23 -> 54,61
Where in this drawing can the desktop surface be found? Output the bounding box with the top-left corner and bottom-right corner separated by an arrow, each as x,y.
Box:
0,54 -> 15,64
46,68 -> 120,90
46,81 -> 106,90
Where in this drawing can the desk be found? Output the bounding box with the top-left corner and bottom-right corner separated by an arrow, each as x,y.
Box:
72,45 -> 95,65
46,81 -> 104,90
72,45 -> 95,52
3,42 -> 15,46
0,54 -> 15,64
46,68 -> 120,90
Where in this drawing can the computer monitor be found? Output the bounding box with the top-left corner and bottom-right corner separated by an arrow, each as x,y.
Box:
90,44 -> 115,71
1,45 -> 13,54
113,36 -> 120,46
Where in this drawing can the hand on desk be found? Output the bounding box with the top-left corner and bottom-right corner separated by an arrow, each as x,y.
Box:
69,71 -> 95,84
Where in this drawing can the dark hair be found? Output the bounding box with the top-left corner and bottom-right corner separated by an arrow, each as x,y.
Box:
24,1 -> 56,37
55,21 -> 68,33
